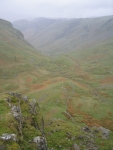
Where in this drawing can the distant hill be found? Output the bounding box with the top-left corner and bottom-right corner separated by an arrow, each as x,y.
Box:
13,16 -> 113,55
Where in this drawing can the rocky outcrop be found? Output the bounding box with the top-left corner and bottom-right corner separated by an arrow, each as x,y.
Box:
29,99 -> 37,114
82,126 -> 110,139
76,126 -> 111,150
3,93 -> 48,149
91,126 -> 110,139
8,92 -> 22,99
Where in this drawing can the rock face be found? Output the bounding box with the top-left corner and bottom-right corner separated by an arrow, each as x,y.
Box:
33,136 -> 47,150
0,133 -> 17,141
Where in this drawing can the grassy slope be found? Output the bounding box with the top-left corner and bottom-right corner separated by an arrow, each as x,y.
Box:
28,34 -> 113,149
27,41 -> 113,149
0,19 -> 113,149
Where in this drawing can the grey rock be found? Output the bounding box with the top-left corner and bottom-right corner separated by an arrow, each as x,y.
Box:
74,144 -> 80,150
71,136 -> 75,141
91,126 -> 99,133
11,105 -> 20,112
9,92 -> 13,96
58,145 -> 61,148
82,126 -> 90,132
0,133 -> 17,141
77,135 -> 84,140
98,126 -> 110,139
6,97 -> 11,103
29,99 -> 37,114
23,95 -> 28,102
33,136 -> 47,150
9,92 -> 22,99
11,105 -> 20,118
33,136 -> 41,143
13,112 -> 19,118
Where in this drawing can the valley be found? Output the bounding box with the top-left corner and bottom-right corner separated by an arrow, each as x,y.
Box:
0,17 -> 113,150
13,16 -> 113,56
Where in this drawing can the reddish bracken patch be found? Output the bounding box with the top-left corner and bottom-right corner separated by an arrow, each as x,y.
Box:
101,76 -> 113,84
31,77 -> 66,91
108,111 -> 113,116
0,59 -> 7,65
87,55 -> 105,60
67,99 -> 75,117
32,84 -> 46,90
78,111 -> 113,130
100,117 -> 113,131
81,114 -> 100,127
26,76 -> 32,83
74,81 -> 87,89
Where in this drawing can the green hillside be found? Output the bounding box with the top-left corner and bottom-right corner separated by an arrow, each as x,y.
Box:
0,18 -> 113,149
13,16 -> 113,56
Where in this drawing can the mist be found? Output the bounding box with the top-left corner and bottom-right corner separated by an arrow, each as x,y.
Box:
0,0 -> 113,22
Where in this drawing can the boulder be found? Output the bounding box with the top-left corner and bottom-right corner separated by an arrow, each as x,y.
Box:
98,127 -> 110,139
0,133 -> 17,141
11,105 -> 20,118
92,126 -> 110,139
33,136 -> 47,150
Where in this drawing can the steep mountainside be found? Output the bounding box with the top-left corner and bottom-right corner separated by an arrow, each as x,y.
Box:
13,16 -> 113,55
0,19 -> 54,93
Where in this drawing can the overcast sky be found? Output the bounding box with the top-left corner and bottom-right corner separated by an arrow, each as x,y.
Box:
0,0 -> 113,22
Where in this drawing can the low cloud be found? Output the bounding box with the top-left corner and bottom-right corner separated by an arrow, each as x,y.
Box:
0,0 -> 113,22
